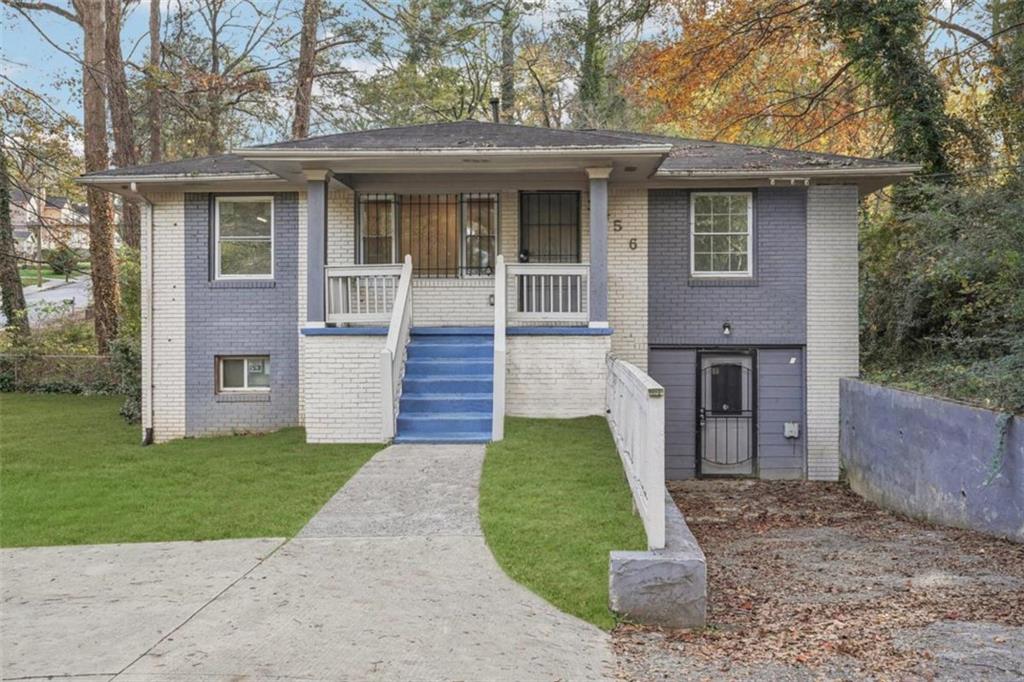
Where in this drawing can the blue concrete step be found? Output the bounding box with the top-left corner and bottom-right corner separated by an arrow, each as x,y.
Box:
411,326 -> 494,337
407,342 -> 493,360
402,377 -> 493,395
399,395 -> 493,414
405,358 -> 492,378
394,433 -> 491,444
397,413 -> 492,436
396,327 -> 495,443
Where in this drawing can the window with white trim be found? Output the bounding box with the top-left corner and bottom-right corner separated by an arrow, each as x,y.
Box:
215,196 -> 273,279
218,356 -> 270,391
690,192 -> 752,277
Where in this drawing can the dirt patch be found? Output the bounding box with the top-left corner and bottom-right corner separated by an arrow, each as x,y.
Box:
614,480 -> 1024,680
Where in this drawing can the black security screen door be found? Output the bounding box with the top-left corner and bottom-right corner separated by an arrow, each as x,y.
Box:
698,353 -> 756,477
518,192 -> 580,263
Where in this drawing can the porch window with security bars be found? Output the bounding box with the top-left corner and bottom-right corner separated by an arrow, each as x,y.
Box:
518,191 -> 580,263
357,193 -> 498,277
690,192 -> 753,277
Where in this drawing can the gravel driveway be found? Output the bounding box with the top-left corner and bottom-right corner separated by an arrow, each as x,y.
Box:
615,480 -> 1024,681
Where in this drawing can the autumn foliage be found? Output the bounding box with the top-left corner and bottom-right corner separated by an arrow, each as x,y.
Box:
624,0 -> 889,155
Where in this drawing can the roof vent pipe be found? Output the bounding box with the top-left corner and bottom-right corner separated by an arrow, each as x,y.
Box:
489,97 -> 500,123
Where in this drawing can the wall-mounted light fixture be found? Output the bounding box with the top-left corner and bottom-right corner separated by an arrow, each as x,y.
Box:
722,322 -> 732,337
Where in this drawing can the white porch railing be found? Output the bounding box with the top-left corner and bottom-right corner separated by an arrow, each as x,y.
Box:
507,263 -> 589,325
606,355 -> 666,550
380,255 -> 413,440
326,264 -> 403,325
492,255 -> 507,441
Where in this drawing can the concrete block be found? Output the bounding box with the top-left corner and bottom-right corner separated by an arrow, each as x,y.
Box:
609,491 -> 707,628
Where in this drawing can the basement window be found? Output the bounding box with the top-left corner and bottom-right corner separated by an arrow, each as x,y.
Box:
690,192 -> 752,277
218,356 -> 270,392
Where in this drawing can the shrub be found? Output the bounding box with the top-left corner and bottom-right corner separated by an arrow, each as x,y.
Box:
44,246 -> 79,279
109,335 -> 142,424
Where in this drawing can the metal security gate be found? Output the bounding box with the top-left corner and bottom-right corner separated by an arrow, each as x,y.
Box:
697,352 -> 756,477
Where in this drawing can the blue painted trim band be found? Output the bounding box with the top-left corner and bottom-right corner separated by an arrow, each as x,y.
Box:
507,326 -> 613,336
301,326 -> 388,336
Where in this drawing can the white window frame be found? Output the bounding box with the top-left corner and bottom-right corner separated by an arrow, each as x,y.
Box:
689,191 -> 754,278
217,356 -> 270,392
214,196 -> 274,280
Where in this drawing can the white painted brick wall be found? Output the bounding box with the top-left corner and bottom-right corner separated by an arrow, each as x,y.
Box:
607,187 -> 648,369
506,335 -> 610,418
326,188 -> 355,265
806,185 -> 860,481
303,335 -> 387,443
143,192 -> 186,442
413,279 -> 495,326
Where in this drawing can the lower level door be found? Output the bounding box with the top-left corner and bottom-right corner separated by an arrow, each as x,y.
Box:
698,352 -> 756,477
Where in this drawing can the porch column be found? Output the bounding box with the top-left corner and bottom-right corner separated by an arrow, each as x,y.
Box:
587,167 -> 612,327
306,170 -> 328,324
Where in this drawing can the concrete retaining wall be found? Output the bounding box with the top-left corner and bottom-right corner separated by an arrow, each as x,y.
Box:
609,491 -> 707,628
840,379 -> 1023,542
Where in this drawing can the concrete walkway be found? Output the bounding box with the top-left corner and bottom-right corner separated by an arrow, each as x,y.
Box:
2,444 -> 611,681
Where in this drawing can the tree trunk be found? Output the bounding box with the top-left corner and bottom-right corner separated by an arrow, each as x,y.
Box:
0,144 -> 29,338
81,0 -> 120,353
578,0 -> 605,124
291,0 -> 320,139
105,0 -> 140,249
207,4 -> 223,155
149,0 -> 162,163
499,1 -> 517,123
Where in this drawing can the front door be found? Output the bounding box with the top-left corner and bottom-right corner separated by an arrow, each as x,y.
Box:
698,352 -> 756,477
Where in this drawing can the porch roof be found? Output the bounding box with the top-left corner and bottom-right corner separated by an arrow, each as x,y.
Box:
78,120 -> 919,186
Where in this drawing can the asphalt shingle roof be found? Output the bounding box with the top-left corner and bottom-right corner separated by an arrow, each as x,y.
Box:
81,121 -> 907,180
82,153 -> 272,179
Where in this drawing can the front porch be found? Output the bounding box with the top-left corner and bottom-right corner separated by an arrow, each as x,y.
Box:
299,169 -> 622,445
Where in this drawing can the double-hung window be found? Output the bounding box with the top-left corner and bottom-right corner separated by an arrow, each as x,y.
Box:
215,196 -> 274,279
218,356 -> 270,392
690,192 -> 752,277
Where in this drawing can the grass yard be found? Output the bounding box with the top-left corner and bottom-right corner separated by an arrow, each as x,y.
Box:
0,393 -> 381,547
479,416 -> 645,630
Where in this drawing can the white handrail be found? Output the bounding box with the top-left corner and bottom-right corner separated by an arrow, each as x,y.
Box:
326,263 -> 403,325
380,255 -> 413,440
507,263 -> 589,324
606,355 -> 666,550
492,255 -> 506,441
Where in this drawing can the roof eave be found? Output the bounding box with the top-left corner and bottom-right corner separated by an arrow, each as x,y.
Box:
77,172 -> 279,186
654,164 -> 922,179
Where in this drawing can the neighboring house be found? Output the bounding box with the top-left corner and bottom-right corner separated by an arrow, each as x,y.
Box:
80,121 -> 917,481
8,189 -> 93,253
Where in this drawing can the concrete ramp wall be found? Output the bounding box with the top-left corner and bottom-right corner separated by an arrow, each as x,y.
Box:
840,379 -> 1023,543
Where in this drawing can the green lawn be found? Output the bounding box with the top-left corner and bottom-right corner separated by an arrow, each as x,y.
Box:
0,393 -> 381,547
479,416 -> 646,630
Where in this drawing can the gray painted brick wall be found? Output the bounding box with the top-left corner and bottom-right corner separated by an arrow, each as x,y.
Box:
648,188 -> 807,346
184,192 -> 300,436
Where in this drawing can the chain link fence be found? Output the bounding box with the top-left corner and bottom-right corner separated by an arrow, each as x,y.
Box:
0,353 -> 119,394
